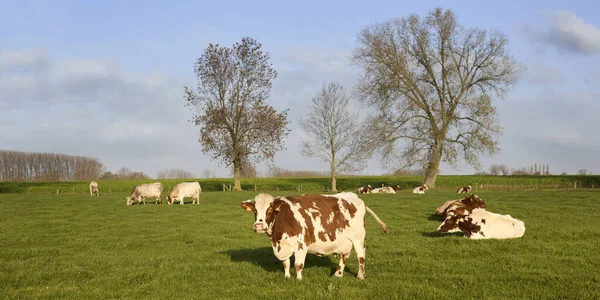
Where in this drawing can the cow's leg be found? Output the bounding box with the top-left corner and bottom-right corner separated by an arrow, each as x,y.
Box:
352,239 -> 366,280
334,240 -> 353,277
180,197 -> 184,205
294,249 -> 308,280
282,258 -> 291,278
334,254 -> 350,277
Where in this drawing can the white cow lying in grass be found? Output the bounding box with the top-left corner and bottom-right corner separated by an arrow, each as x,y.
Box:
126,182 -> 163,205
412,184 -> 428,194
371,185 -> 401,194
167,182 -> 202,205
437,208 -> 526,239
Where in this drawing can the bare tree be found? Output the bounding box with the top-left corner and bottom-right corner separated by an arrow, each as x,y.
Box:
489,164 -> 501,175
185,37 -> 290,191
299,82 -> 370,192
157,168 -> 195,179
0,150 -> 104,181
499,164 -> 509,176
578,169 -> 588,175
352,8 -> 522,187
201,169 -> 217,178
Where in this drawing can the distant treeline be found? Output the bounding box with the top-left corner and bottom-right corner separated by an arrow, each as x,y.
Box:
0,150 -> 104,181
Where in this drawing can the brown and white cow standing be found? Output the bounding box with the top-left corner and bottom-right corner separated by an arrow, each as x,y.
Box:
167,182 -> 201,205
437,208 -> 526,239
457,185 -> 472,194
241,192 -> 388,280
126,182 -> 163,205
89,181 -> 99,197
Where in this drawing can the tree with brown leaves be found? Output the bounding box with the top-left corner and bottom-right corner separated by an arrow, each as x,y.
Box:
353,8 -> 522,187
185,37 -> 290,190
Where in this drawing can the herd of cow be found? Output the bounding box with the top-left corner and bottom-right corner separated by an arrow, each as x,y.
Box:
88,181 -> 526,280
88,181 -> 202,205
356,183 -> 430,194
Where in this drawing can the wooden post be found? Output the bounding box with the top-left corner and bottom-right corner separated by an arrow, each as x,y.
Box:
56,189 -> 59,194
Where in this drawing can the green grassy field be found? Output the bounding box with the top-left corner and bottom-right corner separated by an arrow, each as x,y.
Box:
1,174 -> 600,194
1,189 -> 599,299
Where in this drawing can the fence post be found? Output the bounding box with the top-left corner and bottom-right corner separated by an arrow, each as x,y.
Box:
56,189 -> 59,194
110,189 -> 112,194
72,188 -> 75,194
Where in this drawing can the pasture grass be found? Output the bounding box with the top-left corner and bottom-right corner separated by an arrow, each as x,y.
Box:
1,189 -> 599,299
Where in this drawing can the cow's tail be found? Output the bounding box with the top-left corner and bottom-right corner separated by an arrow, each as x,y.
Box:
365,206 -> 389,233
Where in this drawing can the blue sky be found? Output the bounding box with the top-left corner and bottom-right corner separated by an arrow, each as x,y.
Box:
1,0 -> 599,177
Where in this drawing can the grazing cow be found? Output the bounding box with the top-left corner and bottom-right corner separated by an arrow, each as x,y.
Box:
126,182 -> 163,205
241,192 -> 388,280
436,194 -> 487,219
167,182 -> 201,205
356,185 -> 373,194
412,184 -> 428,194
437,208 -> 526,239
89,181 -> 99,197
457,185 -> 472,194
371,185 -> 401,194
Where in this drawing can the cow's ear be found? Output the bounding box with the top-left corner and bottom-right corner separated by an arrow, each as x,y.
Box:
241,200 -> 255,212
272,199 -> 285,212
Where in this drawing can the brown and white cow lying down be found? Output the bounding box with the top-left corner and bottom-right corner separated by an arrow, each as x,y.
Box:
241,192 -> 388,280
356,185 -> 373,194
371,185 -> 401,194
436,194 -> 487,219
457,185 -> 472,194
437,208 -> 526,239
89,181 -> 99,197
126,182 -> 163,205
167,182 -> 201,205
412,184 -> 428,194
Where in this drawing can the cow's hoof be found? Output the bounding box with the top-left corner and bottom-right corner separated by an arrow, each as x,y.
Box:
356,275 -> 365,280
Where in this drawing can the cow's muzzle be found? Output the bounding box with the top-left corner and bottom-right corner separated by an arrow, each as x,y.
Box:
253,222 -> 268,233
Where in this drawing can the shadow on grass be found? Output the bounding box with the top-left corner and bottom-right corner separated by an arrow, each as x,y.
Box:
427,214 -> 442,221
421,231 -> 464,238
220,247 -> 357,277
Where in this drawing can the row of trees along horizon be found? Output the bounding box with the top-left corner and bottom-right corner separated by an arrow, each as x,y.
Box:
6,8 -> 591,188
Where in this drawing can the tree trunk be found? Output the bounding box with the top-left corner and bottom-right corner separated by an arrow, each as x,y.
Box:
330,162 -> 337,192
424,141 -> 444,188
233,159 -> 242,191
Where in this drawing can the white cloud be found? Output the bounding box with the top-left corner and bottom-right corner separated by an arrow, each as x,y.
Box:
524,63 -> 563,85
526,10 -> 600,55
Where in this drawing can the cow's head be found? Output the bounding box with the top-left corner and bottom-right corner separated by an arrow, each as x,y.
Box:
462,194 -> 486,210
126,197 -> 133,206
166,196 -> 173,205
241,193 -> 283,233
392,185 -> 401,191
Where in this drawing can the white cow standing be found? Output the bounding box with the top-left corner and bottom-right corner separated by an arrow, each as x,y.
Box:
126,182 -> 163,205
167,182 -> 202,205
89,181 -> 99,197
